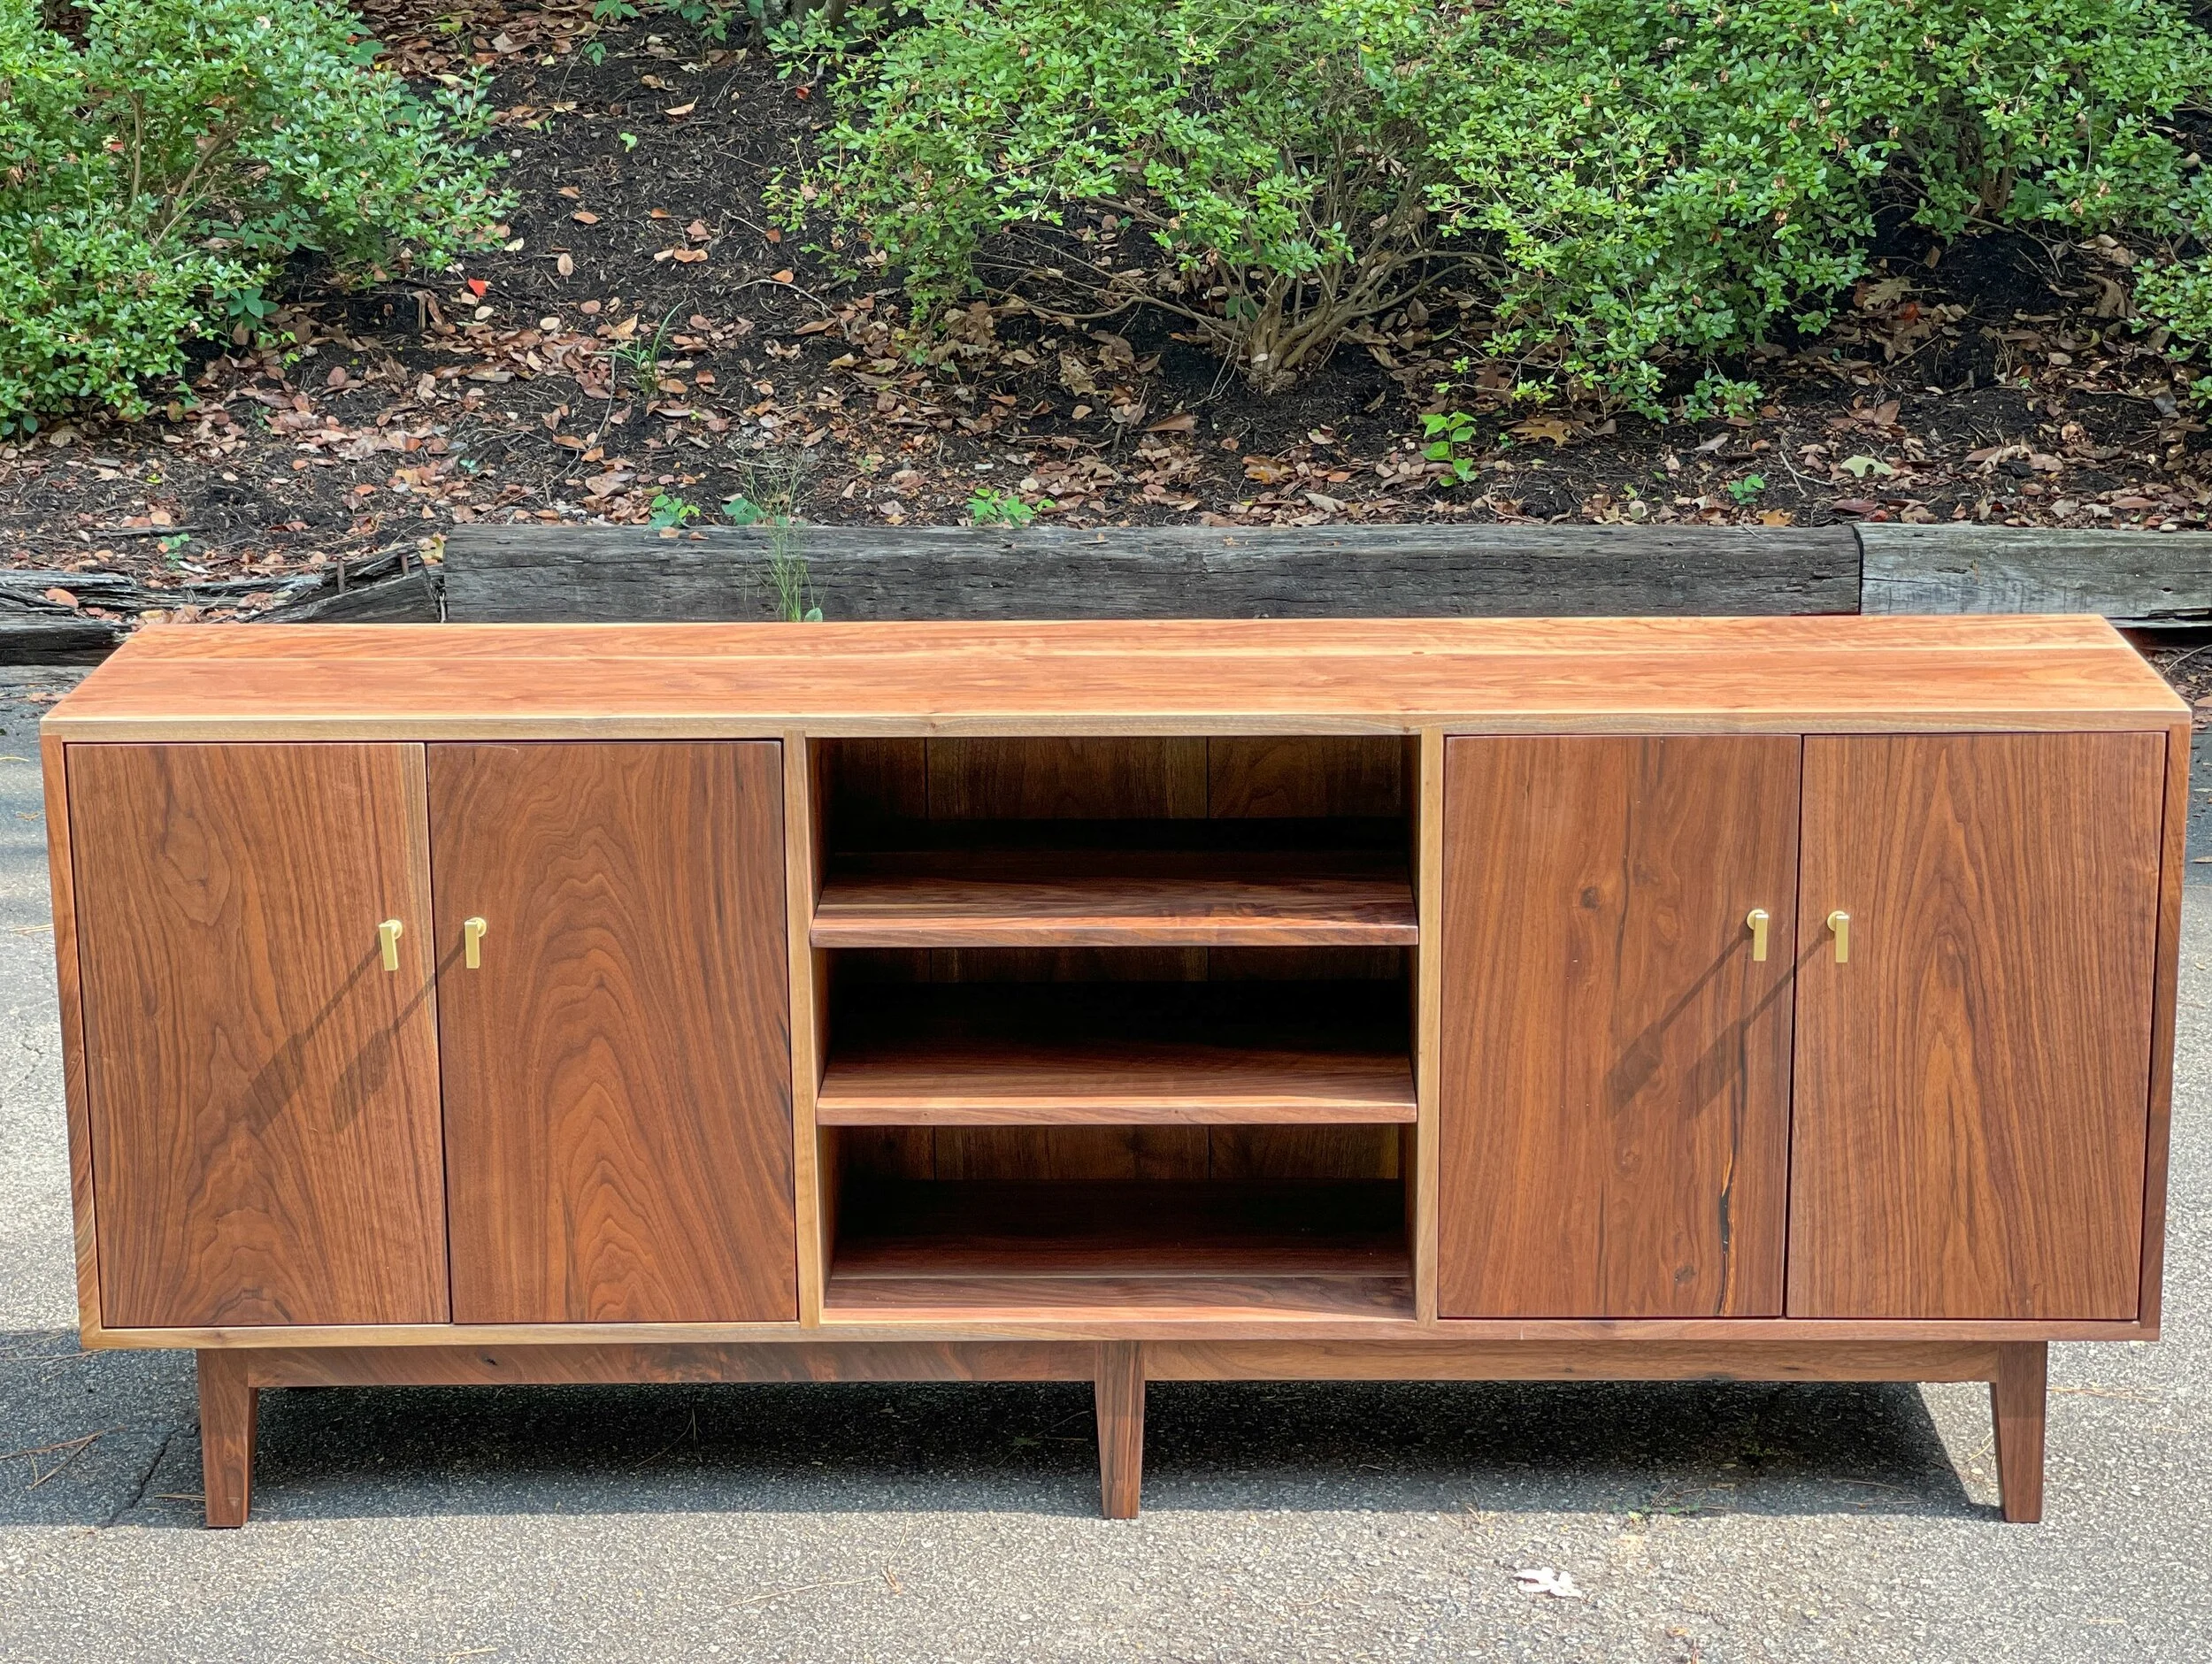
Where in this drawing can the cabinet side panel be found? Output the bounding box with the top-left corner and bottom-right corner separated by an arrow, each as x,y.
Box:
434,740 -> 797,1324
44,735 -> 100,1335
2138,719 -> 2189,1331
1439,736 -> 1798,1318
72,742 -> 449,1328
1789,732 -> 2162,1319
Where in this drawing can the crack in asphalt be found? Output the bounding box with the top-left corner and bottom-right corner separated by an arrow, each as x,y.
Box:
104,1426 -> 176,1529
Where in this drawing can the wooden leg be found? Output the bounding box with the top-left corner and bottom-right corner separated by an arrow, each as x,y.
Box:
1094,1341 -> 1145,1520
1991,1340 -> 2047,1524
197,1351 -> 258,1529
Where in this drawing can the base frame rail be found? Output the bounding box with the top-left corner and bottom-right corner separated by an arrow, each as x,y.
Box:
190,1337 -> 2048,1527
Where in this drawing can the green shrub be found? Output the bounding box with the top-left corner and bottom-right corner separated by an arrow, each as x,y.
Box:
789,0 -> 2212,410
0,0 -> 509,429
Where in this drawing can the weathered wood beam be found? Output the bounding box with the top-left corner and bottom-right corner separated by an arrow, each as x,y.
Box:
440,524 -> 1863,622
1861,525 -> 2212,625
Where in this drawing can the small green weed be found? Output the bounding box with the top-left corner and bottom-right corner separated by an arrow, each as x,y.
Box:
1419,410 -> 1480,488
726,450 -> 826,622
1724,474 -> 1767,505
649,492 -> 701,528
966,486 -> 1038,527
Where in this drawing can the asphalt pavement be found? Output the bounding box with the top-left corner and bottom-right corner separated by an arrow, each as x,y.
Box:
2,667 -> 2207,1661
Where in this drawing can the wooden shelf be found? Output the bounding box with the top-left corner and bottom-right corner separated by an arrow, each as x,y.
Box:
816,981 -> 1416,1125
825,1179 -> 1413,1323
812,847 -> 1416,948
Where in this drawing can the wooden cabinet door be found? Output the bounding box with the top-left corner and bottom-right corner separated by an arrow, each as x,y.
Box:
1789,733 -> 2164,1319
1439,736 -> 1799,1317
69,743 -> 448,1328
432,741 -> 795,1323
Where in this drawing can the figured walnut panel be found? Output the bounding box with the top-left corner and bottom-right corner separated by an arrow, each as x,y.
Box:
71,742 -> 449,1328
1788,732 -> 2163,1320
432,741 -> 796,1323
1439,736 -> 1800,1318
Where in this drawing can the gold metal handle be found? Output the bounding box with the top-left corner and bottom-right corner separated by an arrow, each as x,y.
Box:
1745,908 -> 1770,962
463,916 -> 488,970
378,918 -> 403,973
1827,909 -> 1851,964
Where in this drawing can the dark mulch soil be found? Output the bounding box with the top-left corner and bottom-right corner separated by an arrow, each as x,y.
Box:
2,0 -> 2207,632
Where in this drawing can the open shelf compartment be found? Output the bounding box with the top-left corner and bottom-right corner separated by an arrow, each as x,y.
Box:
815,979 -> 1417,1126
807,735 -> 1420,1323
822,1177 -> 1414,1323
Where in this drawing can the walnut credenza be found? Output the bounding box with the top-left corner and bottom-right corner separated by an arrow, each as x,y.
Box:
42,617 -> 2185,1525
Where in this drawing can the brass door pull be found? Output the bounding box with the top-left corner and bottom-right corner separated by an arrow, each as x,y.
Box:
378,918 -> 403,972
463,916 -> 488,970
1745,908 -> 1770,962
1827,909 -> 1851,964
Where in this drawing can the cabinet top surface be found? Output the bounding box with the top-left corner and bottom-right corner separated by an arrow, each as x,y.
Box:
43,615 -> 2183,738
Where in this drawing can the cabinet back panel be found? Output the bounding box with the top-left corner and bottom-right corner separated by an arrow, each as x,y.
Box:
71,742 -> 449,1328
432,740 -> 797,1323
1788,732 -> 2162,1320
1438,736 -> 1798,1318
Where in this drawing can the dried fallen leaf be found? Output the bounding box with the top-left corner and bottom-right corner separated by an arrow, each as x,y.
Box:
1058,352 -> 1100,396
664,102 -> 696,118
670,249 -> 707,265
42,587 -> 79,610
557,252 -> 574,277
572,211 -> 600,226
465,278 -> 489,298
1509,417 -> 1577,447
772,269 -> 795,284
1145,412 -> 1197,433
1242,456 -> 1294,485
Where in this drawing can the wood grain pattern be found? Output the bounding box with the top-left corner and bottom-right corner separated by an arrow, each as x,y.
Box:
70,742 -> 449,1328
1145,1338 -> 2003,1381
832,1180 -> 1408,1278
1439,736 -> 1799,1318
929,736 -> 1208,819
230,1335 -> 2008,1384
1414,729 -> 1443,1323
250,1340 -> 1097,1386
1094,1340 -> 1146,1519
2138,720 -> 2189,1333
1206,736 -> 1405,817
1787,733 -> 2164,1320
197,1349 -> 257,1528
43,617 -> 2182,741
786,734 -> 827,1327
812,850 -> 1417,947
42,733 -> 100,1337
433,740 -> 797,1323
1992,1341 -> 2047,1523
822,1276 -> 1415,1323
818,1045 -> 1414,1123
92,1313 -> 2147,1349
826,1178 -> 1411,1323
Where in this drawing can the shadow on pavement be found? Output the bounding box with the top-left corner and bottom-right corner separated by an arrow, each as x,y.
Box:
0,1338 -> 1983,1527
